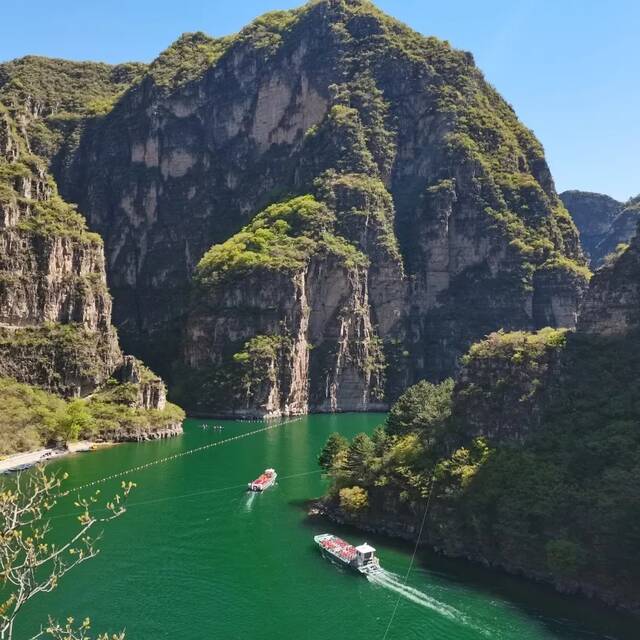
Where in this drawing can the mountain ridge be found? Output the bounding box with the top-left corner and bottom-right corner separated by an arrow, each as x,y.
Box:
561,190 -> 640,267
11,0 -> 587,416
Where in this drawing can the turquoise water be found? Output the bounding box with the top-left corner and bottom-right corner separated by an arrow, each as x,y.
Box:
18,415 -> 638,639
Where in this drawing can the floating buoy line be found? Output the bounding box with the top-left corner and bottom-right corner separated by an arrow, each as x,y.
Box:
70,416 -> 305,494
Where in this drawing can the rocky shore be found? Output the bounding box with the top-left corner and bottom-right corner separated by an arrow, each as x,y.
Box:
311,500 -> 640,615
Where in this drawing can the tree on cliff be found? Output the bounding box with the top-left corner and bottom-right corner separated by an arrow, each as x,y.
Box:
345,433 -> 375,483
386,379 -> 454,443
318,432 -> 349,470
0,467 -> 134,640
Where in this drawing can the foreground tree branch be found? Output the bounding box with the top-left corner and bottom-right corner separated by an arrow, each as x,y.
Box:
0,467 -> 134,640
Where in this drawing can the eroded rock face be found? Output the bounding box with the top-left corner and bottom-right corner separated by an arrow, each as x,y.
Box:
0,88 -> 172,405
532,265 -> 590,329
0,230 -> 112,330
114,355 -> 167,410
183,214 -> 403,417
0,105 -> 122,395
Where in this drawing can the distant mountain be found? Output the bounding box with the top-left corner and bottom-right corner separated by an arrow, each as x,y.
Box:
561,190 -> 640,267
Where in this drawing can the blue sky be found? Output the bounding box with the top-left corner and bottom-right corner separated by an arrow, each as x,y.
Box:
1,1 -> 638,201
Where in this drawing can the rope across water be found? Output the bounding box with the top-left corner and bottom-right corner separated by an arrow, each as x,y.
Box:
381,473 -> 436,640
70,416 -> 305,493
51,468 -> 322,522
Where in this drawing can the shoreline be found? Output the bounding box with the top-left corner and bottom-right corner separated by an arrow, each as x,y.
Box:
0,422 -> 184,474
309,501 -> 640,617
185,409 -> 389,420
0,441 -> 118,474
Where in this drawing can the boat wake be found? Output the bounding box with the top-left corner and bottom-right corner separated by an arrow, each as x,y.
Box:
368,569 -> 490,635
244,492 -> 256,511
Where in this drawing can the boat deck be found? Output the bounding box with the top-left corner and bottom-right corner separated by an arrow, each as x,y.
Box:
317,535 -> 357,563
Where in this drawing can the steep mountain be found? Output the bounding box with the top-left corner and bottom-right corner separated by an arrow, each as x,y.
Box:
0,61 -> 183,453
318,230 -> 640,611
22,0 -> 585,416
561,190 -> 640,267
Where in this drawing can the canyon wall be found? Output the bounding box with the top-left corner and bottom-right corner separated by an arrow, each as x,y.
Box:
0,66 -> 180,429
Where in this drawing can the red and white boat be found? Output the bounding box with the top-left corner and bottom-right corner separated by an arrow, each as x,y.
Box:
314,533 -> 380,575
248,468 -> 277,492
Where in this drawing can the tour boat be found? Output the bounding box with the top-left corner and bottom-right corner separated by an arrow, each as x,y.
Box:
314,533 -> 381,575
248,468 -> 277,492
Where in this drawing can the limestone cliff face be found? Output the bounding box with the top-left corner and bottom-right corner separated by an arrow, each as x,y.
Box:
578,227 -> 640,336
561,190 -> 640,267
532,263 -> 590,329
0,105 -> 122,395
7,0 -> 588,414
182,175 -> 405,415
185,256 -> 385,416
114,355 -> 168,410
0,87 -> 169,409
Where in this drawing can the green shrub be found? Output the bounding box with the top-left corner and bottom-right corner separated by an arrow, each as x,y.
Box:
319,433 -> 349,470
386,379 -> 453,441
339,486 -> 369,512
196,194 -> 368,284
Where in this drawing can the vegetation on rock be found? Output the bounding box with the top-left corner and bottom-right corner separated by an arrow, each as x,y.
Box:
32,0 -> 589,399
0,324 -> 117,396
196,193 -> 371,286
196,196 -> 334,283
0,61 -> 184,450
0,375 -> 184,457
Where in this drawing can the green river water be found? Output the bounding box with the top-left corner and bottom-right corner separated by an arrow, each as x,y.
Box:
19,414 -> 638,639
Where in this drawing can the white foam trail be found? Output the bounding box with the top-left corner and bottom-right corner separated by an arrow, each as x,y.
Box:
369,569 -> 491,636
244,492 -> 256,511
369,570 -> 458,620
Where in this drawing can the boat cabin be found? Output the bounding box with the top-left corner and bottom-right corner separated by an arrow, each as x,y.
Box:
355,543 -> 376,567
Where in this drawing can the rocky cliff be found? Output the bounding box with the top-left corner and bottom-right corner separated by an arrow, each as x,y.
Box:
578,224 -> 640,335
561,190 -> 640,267
0,63 -> 183,452
18,0 -> 584,415
0,101 -> 122,395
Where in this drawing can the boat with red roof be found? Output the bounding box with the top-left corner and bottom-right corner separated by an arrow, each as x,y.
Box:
314,533 -> 381,575
248,468 -> 277,492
